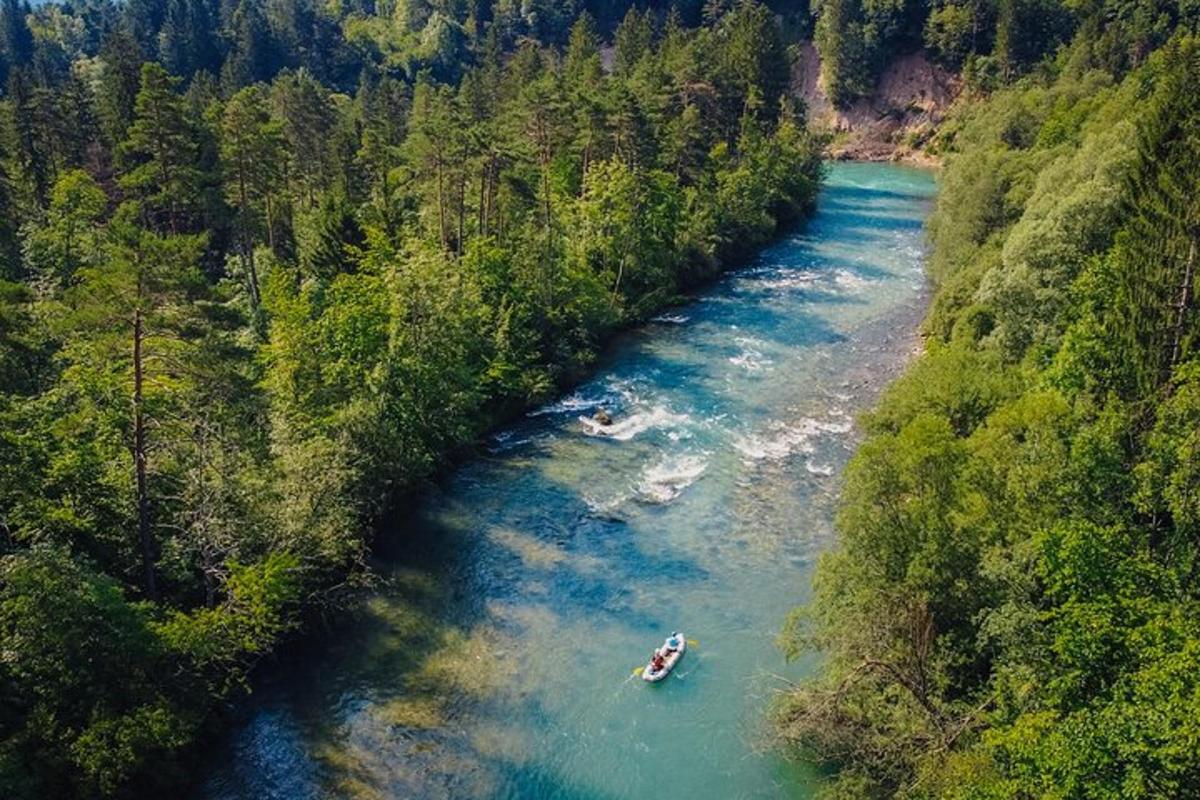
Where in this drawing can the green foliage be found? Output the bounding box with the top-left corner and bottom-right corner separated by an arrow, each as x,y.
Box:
22,170 -> 107,288
219,85 -> 286,312
119,64 -> 205,233
0,279 -> 44,393
812,0 -> 886,105
156,553 -> 302,687
923,3 -> 977,67
779,30 -> 1200,800
569,159 -> 682,315
0,549 -> 184,798
812,0 -> 1173,105
1105,37 -> 1200,398
0,4 -> 824,796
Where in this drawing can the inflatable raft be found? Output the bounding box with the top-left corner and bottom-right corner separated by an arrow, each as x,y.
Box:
642,632 -> 686,682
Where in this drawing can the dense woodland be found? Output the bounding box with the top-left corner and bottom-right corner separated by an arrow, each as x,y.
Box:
778,3 -> 1200,798
812,0 -> 1192,106
0,1 -> 825,796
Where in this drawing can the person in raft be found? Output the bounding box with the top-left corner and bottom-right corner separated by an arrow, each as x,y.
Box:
650,651 -> 666,672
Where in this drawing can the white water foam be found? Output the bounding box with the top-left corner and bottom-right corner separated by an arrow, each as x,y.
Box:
833,269 -> 874,291
823,418 -> 852,433
578,405 -> 690,442
753,270 -> 823,291
637,453 -> 708,503
582,490 -> 631,517
651,313 -> 690,324
529,374 -> 645,418
729,336 -> 774,372
487,430 -> 535,453
604,376 -> 645,403
734,417 -> 853,463
528,392 -> 607,417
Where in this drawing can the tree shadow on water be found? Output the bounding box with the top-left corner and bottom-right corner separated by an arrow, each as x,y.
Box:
819,182 -> 935,205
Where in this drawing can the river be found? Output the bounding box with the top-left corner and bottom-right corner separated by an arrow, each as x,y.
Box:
200,162 -> 936,800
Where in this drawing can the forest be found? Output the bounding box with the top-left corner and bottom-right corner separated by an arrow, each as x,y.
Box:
3,0 -> 1199,796
777,1 -> 1200,797
0,1 -> 825,796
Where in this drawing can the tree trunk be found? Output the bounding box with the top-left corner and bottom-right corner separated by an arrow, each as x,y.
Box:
132,305 -> 157,600
541,157 -> 553,233
971,0 -> 979,54
436,156 -> 447,251
457,169 -> 466,256
379,170 -> 395,239
1167,236 -> 1197,378
581,133 -> 592,190
612,256 -> 625,307
237,161 -> 261,311
487,155 -> 499,237
152,102 -> 178,235
266,195 -> 277,254
63,220 -> 74,279
245,237 -> 261,308
533,112 -> 553,234
478,161 -> 488,237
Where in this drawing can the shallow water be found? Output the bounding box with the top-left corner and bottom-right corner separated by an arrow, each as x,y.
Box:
201,162 -> 936,800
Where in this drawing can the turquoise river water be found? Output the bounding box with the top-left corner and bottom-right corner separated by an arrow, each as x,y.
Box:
200,162 -> 937,800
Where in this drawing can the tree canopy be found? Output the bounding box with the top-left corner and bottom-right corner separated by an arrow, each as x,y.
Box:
777,27 -> 1200,800
0,2 -> 823,796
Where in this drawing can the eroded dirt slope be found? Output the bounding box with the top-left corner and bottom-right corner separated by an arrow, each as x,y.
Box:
793,42 -> 961,164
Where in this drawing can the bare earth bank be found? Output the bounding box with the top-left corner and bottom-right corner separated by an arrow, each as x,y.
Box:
792,41 -> 960,167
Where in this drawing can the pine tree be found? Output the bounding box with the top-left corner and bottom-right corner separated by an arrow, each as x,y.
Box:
719,0 -> 790,121
156,0 -> 221,78
23,169 -> 108,290
297,192 -> 364,279
22,75 -> 99,186
563,12 -> 602,88
119,63 -> 204,233
271,68 -> 337,205
59,218 -> 213,598
613,7 -> 653,76
0,69 -> 50,213
220,85 -> 285,312
510,67 -> 567,237
0,0 -> 33,80
702,0 -> 733,26
221,0 -> 278,89
123,0 -> 168,48
97,29 -> 145,148
0,153 -> 21,280
49,72 -> 102,173
355,74 -> 410,238
1112,38 -> 1200,399
405,80 -> 461,250
664,102 -> 706,184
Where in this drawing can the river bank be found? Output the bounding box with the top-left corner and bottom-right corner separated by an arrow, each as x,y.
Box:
793,42 -> 959,167
197,162 -> 936,800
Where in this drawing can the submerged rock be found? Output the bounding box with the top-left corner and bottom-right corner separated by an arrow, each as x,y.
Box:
593,408 -> 613,426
